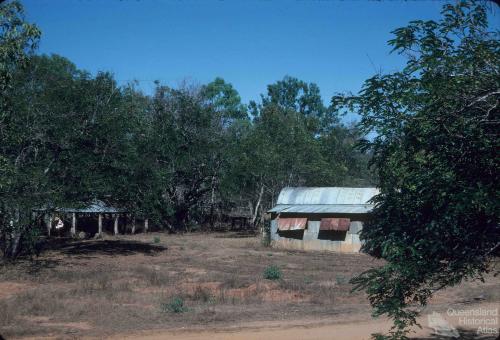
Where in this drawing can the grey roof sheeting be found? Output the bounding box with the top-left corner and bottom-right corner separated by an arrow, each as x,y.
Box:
269,187 -> 379,214
277,187 -> 379,205
34,200 -> 125,213
269,204 -> 374,214
66,201 -> 124,213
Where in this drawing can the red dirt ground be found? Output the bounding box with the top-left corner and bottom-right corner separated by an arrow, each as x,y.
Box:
1,232 -> 498,339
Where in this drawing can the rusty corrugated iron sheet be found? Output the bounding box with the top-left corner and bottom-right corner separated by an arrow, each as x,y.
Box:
320,218 -> 350,231
278,217 -> 307,231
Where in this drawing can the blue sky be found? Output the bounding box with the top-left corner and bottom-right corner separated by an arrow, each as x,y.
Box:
23,0 -> 499,123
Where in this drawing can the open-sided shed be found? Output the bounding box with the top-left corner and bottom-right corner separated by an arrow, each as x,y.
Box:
268,187 -> 379,252
35,200 -> 148,237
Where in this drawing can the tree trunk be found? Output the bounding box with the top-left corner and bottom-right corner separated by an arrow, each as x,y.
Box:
209,175 -> 216,228
251,184 -> 264,227
174,205 -> 189,232
10,209 -> 21,257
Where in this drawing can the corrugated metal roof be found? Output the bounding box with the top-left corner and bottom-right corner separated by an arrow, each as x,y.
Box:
269,204 -> 374,214
269,187 -> 378,214
68,201 -> 124,213
277,187 -> 379,205
35,200 -> 125,213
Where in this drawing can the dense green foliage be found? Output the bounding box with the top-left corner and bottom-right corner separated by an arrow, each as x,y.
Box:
161,296 -> 188,314
2,1 -> 498,338
0,1 -> 372,257
338,2 -> 499,339
1,0 -> 41,257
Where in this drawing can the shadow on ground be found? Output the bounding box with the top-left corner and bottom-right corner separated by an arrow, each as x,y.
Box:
215,231 -> 257,239
55,239 -> 167,257
36,237 -> 167,258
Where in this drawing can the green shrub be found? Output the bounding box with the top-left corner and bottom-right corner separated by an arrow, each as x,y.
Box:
263,265 -> 282,280
336,275 -> 349,285
161,296 -> 187,313
153,236 -> 160,244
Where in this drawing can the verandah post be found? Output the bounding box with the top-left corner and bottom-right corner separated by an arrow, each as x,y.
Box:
71,212 -> 76,237
46,213 -> 52,237
98,213 -> 103,236
114,215 -> 119,235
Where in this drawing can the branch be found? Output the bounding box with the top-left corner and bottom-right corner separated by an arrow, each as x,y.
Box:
464,90 -> 500,111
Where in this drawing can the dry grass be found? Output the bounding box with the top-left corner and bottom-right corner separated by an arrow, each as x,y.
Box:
0,232 -> 498,339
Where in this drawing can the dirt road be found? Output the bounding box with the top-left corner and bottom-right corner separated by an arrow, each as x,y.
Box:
111,307 -> 499,340
113,320 -> 394,340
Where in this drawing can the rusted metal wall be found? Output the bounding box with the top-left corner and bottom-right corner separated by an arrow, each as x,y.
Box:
270,214 -> 364,253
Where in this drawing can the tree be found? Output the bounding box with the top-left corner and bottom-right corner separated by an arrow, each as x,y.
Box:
2,50 -> 151,256
0,0 -> 41,257
230,76 -> 373,227
200,77 -> 247,121
149,82 -> 241,230
260,75 -> 336,133
233,104 -> 323,225
337,2 -> 499,338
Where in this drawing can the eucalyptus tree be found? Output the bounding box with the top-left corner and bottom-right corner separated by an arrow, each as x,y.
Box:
232,76 -> 374,226
0,0 -> 41,257
335,2 -> 499,338
149,80 -> 246,230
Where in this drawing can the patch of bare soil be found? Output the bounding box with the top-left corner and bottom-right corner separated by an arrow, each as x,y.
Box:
0,282 -> 31,299
0,232 -> 498,339
111,318 -> 396,340
110,308 -> 500,340
23,316 -> 92,330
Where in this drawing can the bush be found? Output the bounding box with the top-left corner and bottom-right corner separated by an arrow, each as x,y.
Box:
336,275 -> 349,285
191,286 -> 214,303
153,236 -> 160,244
161,296 -> 187,313
261,222 -> 271,247
263,265 -> 282,280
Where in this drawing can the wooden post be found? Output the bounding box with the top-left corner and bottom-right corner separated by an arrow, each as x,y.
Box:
46,213 -> 52,237
144,218 -> 149,233
98,213 -> 103,236
71,213 -> 76,237
131,217 -> 136,234
114,215 -> 119,235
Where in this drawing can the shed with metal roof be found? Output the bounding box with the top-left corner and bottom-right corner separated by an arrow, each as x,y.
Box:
34,200 -> 148,238
268,187 -> 379,252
